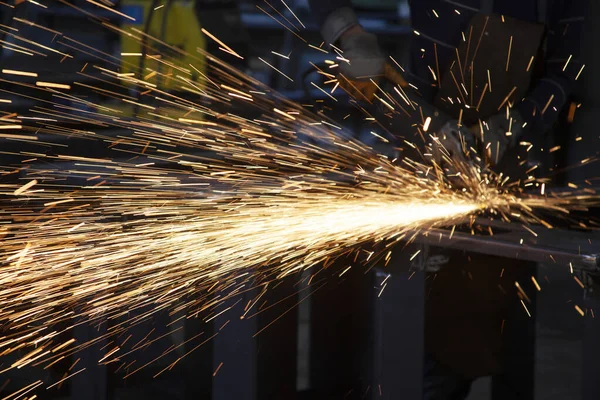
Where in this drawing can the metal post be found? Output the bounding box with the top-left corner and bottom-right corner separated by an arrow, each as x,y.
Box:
372,266 -> 425,400
582,280 -> 600,400
212,289 -> 257,400
71,323 -> 108,400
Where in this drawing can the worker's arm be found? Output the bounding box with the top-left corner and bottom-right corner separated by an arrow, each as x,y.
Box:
516,0 -> 588,135
306,2 -> 468,163
306,2 -> 407,102
475,1 -> 588,166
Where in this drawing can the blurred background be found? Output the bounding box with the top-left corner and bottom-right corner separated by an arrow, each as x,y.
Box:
0,1 -> 599,399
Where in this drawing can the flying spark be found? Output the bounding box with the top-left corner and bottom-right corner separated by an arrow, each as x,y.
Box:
0,1 -> 597,396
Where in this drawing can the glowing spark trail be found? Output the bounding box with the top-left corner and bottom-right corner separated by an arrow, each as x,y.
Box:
0,1 -> 597,396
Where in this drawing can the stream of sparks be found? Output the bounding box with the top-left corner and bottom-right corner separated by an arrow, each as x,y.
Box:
0,0 -> 597,395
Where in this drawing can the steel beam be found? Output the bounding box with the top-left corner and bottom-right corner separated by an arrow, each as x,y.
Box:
414,223 -> 599,274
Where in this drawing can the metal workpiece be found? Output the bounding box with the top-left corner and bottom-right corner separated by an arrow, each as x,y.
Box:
414,221 -> 600,274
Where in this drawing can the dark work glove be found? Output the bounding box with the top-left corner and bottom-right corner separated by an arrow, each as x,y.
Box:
476,108 -> 525,166
432,120 -> 476,165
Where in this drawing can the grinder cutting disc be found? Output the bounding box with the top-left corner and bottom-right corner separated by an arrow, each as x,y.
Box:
434,13 -> 546,124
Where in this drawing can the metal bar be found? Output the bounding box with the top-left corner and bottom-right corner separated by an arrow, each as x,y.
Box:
414,228 -> 600,273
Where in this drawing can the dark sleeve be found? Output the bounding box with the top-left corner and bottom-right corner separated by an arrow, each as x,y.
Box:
517,0 -> 588,134
307,0 -> 353,28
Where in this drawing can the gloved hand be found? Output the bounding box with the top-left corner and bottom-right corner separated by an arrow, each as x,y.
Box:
338,26 -> 384,80
475,108 -> 525,165
431,120 -> 475,165
335,27 -> 407,102
320,7 -> 407,102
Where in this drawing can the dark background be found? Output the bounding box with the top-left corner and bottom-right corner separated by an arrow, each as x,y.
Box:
0,1 -> 599,399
